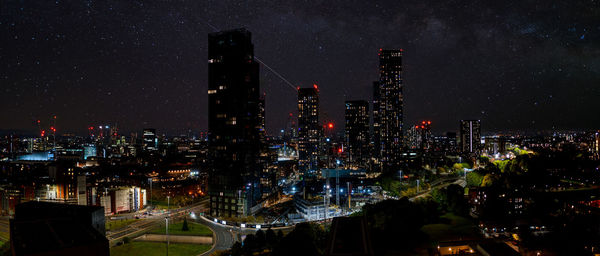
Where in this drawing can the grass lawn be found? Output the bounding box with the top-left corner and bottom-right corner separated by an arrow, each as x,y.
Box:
150,221 -> 213,236
420,213 -> 479,241
106,219 -> 140,231
111,241 -> 211,256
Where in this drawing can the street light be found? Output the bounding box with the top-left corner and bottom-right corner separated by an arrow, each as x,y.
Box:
166,195 -> 170,256
165,216 -> 169,256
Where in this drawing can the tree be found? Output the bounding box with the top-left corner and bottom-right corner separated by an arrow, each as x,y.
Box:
255,229 -> 266,249
230,242 -> 242,256
265,228 -> 277,248
481,174 -> 495,187
182,217 -> 189,231
466,171 -> 484,187
273,223 -> 323,256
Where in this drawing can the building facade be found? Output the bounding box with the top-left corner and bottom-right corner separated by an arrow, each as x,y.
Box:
142,128 -> 158,152
297,86 -> 320,172
345,100 -> 370,166
460,120 -> 481,154
374,49 -> 404,171
208,28 -> 262,217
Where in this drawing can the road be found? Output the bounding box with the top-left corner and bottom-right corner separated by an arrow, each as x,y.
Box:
410,177 -> 466,201
194,214 -> 295,256
196,216 -> 235,256
107,199 -> 208,246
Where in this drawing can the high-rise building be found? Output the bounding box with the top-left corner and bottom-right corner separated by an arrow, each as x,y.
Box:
460,120 -> 481,154
345,100 -> 370,166
142,128 -> 157,152
208,28 -> 262,217
297,85 -> 320,171
406,121 -> 432,151
374,49 -> 404,170
372,82 -> 381,161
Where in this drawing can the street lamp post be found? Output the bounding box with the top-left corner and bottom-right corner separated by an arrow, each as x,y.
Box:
165,216 -> 169,256
149,178 -> 153,209
166,195 -> 170,256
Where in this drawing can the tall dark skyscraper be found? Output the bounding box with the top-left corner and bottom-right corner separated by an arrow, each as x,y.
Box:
345,100 -> 370,166
142,128 -> 157,152
375,49 -> 404,170
460,120 -> 481,154
208,28 -> 261,217
297,86 -> 320,172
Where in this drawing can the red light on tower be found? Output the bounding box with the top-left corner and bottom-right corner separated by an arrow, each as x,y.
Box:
313,83 -> 318,90
427,121 -> 431,125
37,120 -> 40,124
338,148 -> 343,153
328,123 -> 334,129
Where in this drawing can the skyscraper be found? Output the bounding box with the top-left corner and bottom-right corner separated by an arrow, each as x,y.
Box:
208,28 -> 261,217
460,120 -> 481,154
345,100 -> 369,166
375,49 -> 404,170
297,85 -> 320,172
142,128 -> 157,152
372,82 -> 381,161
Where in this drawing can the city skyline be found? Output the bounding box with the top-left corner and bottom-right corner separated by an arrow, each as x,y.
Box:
1,2 -> 600,254
2,1 -> 599,135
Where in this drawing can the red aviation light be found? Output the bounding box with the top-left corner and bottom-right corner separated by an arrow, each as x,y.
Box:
338,148 -> 343,153
313,84 -> 318,90
422,121 -> 426,124
328,123 -> 334,129
427,121 -> 431,125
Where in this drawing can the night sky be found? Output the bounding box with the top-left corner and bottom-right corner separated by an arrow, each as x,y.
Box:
1,0 -> 599,135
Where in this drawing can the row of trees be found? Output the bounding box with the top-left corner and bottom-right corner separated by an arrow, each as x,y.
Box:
223,223 -> 326,256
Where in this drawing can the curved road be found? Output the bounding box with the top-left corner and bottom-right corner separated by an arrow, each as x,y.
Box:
196,216 -> 236,256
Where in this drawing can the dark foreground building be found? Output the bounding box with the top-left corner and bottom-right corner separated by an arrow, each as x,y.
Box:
10,201 -> 108,256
